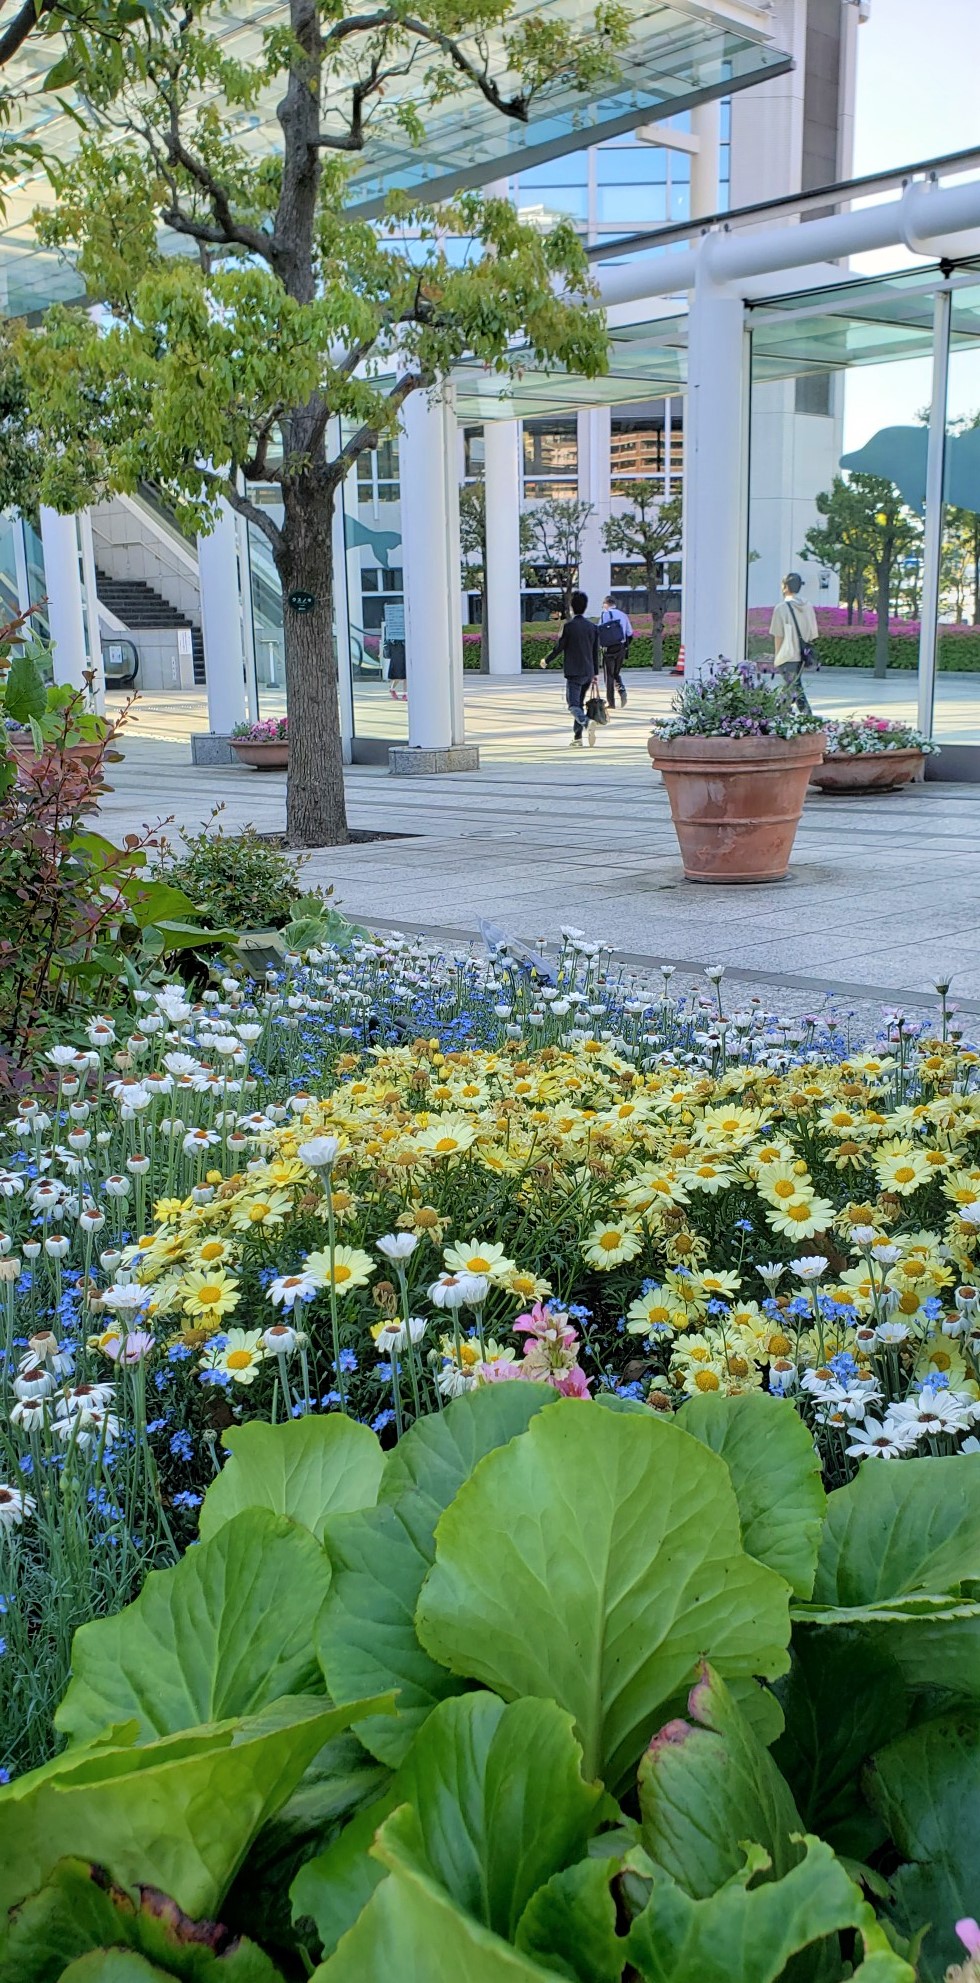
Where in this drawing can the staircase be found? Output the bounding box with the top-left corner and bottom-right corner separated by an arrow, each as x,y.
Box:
95,566 -> 207,684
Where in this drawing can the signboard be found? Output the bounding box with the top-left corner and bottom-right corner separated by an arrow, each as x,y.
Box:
288,590 -> 316,615
383,603 -> 405,640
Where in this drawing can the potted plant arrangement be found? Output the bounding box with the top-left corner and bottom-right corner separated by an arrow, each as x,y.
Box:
648,661 -> 826,883
3,641 -> 114,789
809,713 -> 937,793
230,715 -> 289,769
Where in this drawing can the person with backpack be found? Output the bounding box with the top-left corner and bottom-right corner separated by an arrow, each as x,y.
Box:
769,573 -> 817,713
597,595 -> 633,710
542,590 -> 601,746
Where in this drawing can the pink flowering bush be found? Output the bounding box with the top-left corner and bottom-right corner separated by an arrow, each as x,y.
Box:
232,716 -> 288,742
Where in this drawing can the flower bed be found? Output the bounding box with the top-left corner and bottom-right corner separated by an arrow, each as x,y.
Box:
2,931 -> 980,1976
822,715 -> 937,755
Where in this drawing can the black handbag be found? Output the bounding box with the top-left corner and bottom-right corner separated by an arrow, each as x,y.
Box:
788,600 -> 820,671
585,695 -> 608,724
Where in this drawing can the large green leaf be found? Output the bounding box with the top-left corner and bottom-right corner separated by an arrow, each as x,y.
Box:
224,1731 -> 388,1952
865,1711 -> 980,1982
293,1693 -> 601,1958
0,1856 -> 284,1983
59,1957 -> 168,1982
811,1454 -> 980,1605
637,1664 -> 802,1898
514,1859 -> 626,1983
0,1700 -> 388,1925
390,1694 -> 602,1940
380,1384 -> 556,1515
57,1512 -> 330,1745
319,1387 -> 556,1767
680,1393 -> 826,1600
316,1500 -> 466,1767
625,1837 -> 888,1983
774,1627 -> 909,1859
199,1419 -> 384,1545
415,1401 -> 791,1789
289,1793 -> 394,1963
803,1455 -> 980,1703
311,1818 -> 555,1982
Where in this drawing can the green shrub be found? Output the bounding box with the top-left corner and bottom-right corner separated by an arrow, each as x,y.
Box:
158,814 -> 306,932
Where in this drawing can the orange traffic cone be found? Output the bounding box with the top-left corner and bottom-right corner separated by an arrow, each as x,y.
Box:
672,643 -> 685,676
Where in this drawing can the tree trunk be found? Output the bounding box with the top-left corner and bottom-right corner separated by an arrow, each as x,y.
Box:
276,495 -> 348,848
874,557 -> 890,679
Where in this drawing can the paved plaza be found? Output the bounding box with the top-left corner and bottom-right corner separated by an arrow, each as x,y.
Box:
102,669 -> 980,1018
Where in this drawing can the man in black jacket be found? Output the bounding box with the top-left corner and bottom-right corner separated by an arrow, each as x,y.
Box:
543,591 -> 600,746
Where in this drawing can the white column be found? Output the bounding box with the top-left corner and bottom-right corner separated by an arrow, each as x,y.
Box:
917,288 -> 952,739
401,383 -> 465,749
682,263 -> 748,676
578,406 -> 611,610
39,507 -> 87,690
689,99 -> 720,220
483,420 -> 523,676
77,511 -> 105,713
197,500 -> 248,733
331,425 -> 355,765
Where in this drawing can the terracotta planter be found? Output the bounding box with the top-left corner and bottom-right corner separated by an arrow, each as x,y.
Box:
10,738 -> 103,775
809,747 -> 924,794
230,739 -> 289,770
648,730 -> 826,884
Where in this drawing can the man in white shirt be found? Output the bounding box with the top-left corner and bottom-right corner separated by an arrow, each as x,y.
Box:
598,596 -> 633,710
769,573 -> 817,711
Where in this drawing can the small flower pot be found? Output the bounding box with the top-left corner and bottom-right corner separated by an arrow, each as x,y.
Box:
648,730 -> 826,884
230,739 -> 289,770
809,747 -> 925,794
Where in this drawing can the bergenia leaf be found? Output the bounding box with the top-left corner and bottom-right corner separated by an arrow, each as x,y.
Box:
57,1511 -> 331,1744
680,1392 -> 826,1599
415,1401 -> 790,1790
199,1417 -> 384,1544
625,1836 -> 869,1983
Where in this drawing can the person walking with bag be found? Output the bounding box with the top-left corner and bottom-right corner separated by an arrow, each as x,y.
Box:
770,573 -> 817,713
597,595 -> 632,710
542,589 -> 601,746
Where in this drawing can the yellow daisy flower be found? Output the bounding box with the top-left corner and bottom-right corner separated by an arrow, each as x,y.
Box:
582,1222 -> 644,1270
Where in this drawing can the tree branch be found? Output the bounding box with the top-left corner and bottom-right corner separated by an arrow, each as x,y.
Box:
0,0 -> 56,70
326,367 -> 429,485
219,474 -> 283,554
162,96 -> 273,261
319,9 -> 528,123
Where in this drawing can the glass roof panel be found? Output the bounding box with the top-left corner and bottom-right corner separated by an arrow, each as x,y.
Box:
0,0 -> 788,313
748,261 -> 980,381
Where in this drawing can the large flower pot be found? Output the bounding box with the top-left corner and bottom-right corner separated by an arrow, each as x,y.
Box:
230,740 -> 289,770
648,731 -> 826,884
809,747 -> 924,794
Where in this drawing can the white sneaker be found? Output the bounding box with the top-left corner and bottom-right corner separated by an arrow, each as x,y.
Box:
587,720 -> 597,746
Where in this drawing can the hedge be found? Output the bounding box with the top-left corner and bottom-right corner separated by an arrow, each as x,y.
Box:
461,629 -> 980,673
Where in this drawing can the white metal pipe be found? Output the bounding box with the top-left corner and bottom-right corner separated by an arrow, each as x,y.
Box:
596,173 -> 980,308
916,288 -> 952,738
483,420 -> 524,676
39,508 -> 87,690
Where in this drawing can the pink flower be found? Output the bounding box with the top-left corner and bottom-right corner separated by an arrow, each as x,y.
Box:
513,1302 -> 590,1395
556,1365 -> 591,1398
477,1360 -> 527,1384
958,1923 -> 980,1958
103,1330 -> 155,1364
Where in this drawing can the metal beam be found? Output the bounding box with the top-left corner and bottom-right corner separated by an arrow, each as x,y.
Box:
587,142 -> 980,263
917,287 -> 953,740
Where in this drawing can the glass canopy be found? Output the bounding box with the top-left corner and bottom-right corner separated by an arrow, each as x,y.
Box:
0,0 -> 788,315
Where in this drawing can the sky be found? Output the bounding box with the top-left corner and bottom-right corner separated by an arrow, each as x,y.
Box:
843,0 -> 980,446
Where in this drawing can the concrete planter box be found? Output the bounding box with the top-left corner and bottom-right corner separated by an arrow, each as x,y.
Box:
388,744 -> 480,775
809,747 -> 925,793
648,730 -> 826,884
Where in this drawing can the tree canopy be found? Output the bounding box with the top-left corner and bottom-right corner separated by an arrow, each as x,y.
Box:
10,0 -> 619,843
601,483 -> 681,667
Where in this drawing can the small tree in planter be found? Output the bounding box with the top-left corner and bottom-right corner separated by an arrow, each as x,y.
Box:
602,485 -> 682,669
648,662 -> 825,884
810,714 -> 937,793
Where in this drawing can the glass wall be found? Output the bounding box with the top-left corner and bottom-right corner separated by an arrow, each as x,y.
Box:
745,268 -> 980,744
